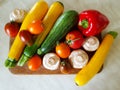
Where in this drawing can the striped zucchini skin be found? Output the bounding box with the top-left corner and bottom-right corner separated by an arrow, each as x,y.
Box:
17,1 -> 64,66
24,1 -> 64,57
37,10 -> 78,55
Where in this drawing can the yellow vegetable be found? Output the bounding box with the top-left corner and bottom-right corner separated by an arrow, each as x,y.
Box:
5,0 -> 48,67
75,31 -> 118,86
17,1 -> 64,66
35,1 -> 64,45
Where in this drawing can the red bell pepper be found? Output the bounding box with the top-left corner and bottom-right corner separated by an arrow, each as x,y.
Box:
78,10 -> 109,36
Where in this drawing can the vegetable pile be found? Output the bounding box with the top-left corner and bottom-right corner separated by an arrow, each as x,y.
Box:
4,0 -> 118,86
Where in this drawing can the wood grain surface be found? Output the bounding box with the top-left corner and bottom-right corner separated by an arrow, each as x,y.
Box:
9,34 -> 102,74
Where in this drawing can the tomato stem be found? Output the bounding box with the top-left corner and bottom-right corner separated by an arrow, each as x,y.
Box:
61,61 -> 66,66
56,41 -> 60,46
67,38 -> 81,44
66,40 -> 72,44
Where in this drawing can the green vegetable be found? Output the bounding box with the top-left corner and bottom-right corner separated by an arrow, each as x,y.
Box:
37,10 -> 78,55
17,1 -> 64,66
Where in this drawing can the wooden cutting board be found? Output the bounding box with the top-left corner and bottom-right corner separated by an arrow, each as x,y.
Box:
9,34 -> 103,74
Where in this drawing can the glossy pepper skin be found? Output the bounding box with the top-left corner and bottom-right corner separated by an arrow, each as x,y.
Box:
78,10 -> 109,36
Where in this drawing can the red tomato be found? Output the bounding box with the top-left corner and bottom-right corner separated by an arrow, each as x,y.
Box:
19,30 -> 33,46
56,42 -> 71,58
66,30 -> 84,49
60,60 -> 71,74
4,22 -> 20,38
27,55 -> 42,71
28,20 -> 44,35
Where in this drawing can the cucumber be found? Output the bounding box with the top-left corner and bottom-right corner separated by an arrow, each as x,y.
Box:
37,10 -> 78,55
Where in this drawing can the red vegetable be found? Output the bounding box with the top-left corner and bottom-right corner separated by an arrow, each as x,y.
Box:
60,60 -> 71,74
56,42 -> 71,58
28,20 -> 44,35
27,54 -> 42,71
66,30 -> 84,49
4,22 -> 20,38
78,10 -> 109,36
19,30 -> 33,46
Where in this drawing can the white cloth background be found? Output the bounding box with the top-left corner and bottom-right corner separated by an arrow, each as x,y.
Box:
0,0 -> 120,90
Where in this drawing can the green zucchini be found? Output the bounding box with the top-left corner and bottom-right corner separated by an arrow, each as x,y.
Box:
37,10 -> 78,55
17,1 -> 64,66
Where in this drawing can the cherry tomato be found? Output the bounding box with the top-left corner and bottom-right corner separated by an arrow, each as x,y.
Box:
19,30 -> 33,46
66,30 -> 84,49
27,54 -> 42,71
56,42 -> 71,58
4,22 -> 20,38
28,20 -> 44,35
60,60 -> 71,74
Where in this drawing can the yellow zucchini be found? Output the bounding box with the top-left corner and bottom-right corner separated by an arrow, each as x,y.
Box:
75,31 -> 118,86
17,1 -> 64,66
5,0 -> 48,68
35,1 -> 64,46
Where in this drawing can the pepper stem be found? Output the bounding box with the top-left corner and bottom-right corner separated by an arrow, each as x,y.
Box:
79,19 -> 89,29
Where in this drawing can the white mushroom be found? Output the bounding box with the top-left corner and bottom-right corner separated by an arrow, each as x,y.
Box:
9,8 -> 27,23
83,36 -> 100,51
69,49 -> 89,69
43,53 -> 60,70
